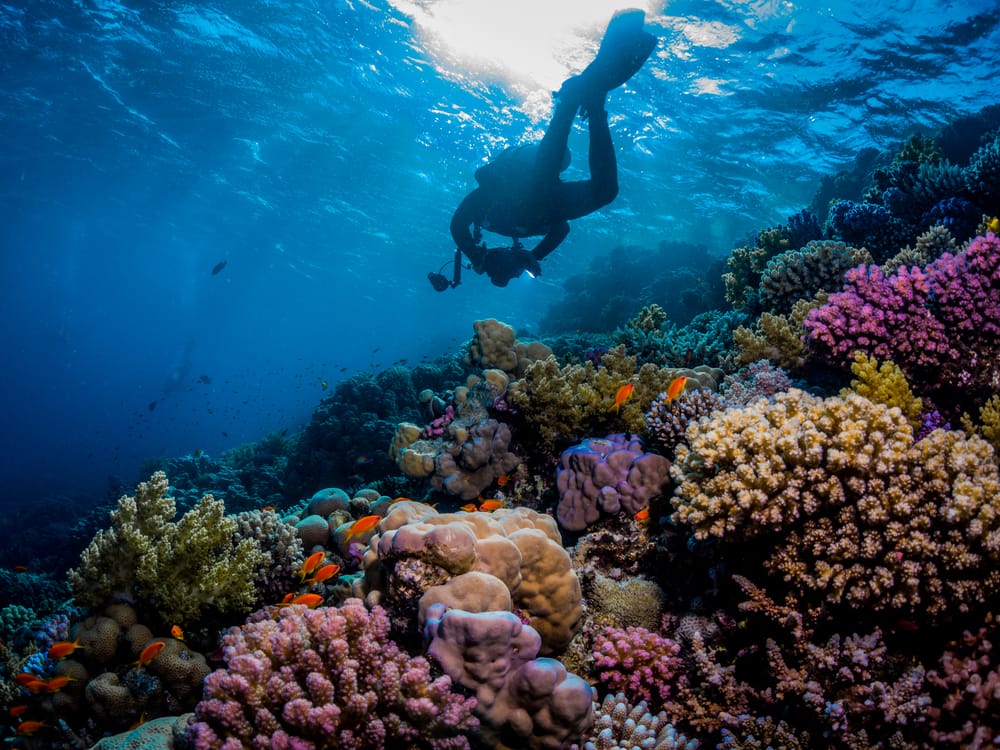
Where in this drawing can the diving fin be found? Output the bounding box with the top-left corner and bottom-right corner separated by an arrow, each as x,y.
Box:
579,9 -> 656,93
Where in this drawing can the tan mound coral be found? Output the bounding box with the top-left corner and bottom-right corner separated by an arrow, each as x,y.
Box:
465,318 -> 552,377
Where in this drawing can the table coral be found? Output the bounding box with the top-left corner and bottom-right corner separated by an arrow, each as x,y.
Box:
68,472 -> 263,626
188,599 -> 478,750
671,390 -> 1000,619
555,434 -> 672,532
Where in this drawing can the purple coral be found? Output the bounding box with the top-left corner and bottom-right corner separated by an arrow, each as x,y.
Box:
188,599 -> 478,750
555,434 -> 671,532
592,625 -> 683,711
804,233 -> 1000,406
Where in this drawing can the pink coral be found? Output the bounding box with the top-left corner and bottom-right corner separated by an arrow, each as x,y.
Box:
592,625 -> 683,711
188,599 -> 478,749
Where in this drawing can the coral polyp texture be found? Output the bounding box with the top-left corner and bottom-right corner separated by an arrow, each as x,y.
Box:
188,599 -> 478,750
67,471 -> 264,625
804,232 -> 1000,410
670,389 -> 1000,618
592,625 -> 683,711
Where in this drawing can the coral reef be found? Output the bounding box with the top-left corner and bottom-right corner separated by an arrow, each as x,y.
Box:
841,352 -> 922,431
555,434 -> 671,532
732,294 -> 824,370
465,318 -> 552,377
583,692 -> 699,750
188,599 -> 478,749
68,472 -> 263,626
758,240 -> 871,315
592,625 -> 683,711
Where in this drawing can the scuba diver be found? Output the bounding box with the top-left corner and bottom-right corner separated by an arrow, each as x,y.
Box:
429,9 -> 656,290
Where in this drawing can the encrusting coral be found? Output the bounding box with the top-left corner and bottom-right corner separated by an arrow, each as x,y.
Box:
68,471 -> 263,626
671,389 -> 1000,619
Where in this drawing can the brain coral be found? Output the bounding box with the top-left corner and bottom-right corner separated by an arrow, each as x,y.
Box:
671,389 -> 1000,618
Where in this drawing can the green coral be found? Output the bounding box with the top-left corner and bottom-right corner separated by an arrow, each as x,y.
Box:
68,471 -> 264,625
732,294 -> 825,369
507,346 -> 720,453
671,390 -> 1000,619
842,352 -> 922,431
961,394 -> 1000,455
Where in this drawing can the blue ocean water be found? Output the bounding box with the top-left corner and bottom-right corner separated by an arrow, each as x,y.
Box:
1,0 -> 997,505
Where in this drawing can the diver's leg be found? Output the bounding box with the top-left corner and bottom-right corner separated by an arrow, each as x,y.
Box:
533,88 -> 581,179
553,92 -> 618,220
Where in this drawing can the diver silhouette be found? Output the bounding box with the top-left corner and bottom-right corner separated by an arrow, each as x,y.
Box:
430,9 -> 656,290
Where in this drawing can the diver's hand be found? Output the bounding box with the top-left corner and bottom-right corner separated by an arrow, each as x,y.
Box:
514,248 -> 542,278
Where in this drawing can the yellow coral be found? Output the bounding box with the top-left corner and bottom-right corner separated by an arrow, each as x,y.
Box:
733,294 -> 825,369
961,394 -> 1000,456
841,352 -> 922,431
68,472 -> 263,626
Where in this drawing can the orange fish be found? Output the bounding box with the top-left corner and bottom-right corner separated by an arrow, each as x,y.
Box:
299,550 -> 326,581
134,641 -> 166,668
42,676 -> 75,693
634,508 -> 650,522
289,593 -> 324,608
47,639 -> 85,660
496,475 -> 510,488
478,500 -> 504,512
128,713 -> 147,731
345,515 -> 381,540
15,720 -> 45,736
305,564 -> 340,584
459,503 -> 477,512
171,625 -> 185,641
390,496 -> 411,504
13,564 -> 28,573
22,679 -> 48,694
14,672 -> 42,686
280,593 -> 295,605
665,375 -> 687,402
8,705 -> 28,718
261,506 -> 277,512
611,383 -> 635,412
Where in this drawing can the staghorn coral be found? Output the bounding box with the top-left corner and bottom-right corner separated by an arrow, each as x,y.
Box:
841,352 -> 923,431
188,599 -> 478,749
68,472 -> 263,626
758,240 -> 871,315
671,390 -> 1000,619
583,692 -> 699,750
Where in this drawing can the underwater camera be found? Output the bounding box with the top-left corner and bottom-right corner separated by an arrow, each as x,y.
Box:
428,248 -> 463,292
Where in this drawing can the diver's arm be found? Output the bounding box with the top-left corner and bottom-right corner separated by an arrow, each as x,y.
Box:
450,189 -> 489,269
531,220 -> 570,260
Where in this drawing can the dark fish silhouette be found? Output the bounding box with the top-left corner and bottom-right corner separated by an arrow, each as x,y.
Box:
211,260 -> 227,276
148,400 -> 157,412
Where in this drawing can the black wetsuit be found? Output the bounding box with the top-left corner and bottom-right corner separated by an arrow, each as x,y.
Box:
449,90 -> 619,270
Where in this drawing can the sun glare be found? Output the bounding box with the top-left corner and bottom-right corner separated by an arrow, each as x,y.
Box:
390,0 -> 664,96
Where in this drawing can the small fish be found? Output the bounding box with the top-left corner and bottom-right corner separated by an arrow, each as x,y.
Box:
665,375 -> 688,402
14,673 -> 42,686
321,380 -> 329,390
354,454 -> 373,465
171,625 -> 185,641
22,678 -> 49,693
478,500 -> 504,512
611,383 -> 635,412
148,400 -> 157,412
496,475 -> 510,488
305,563 -> 340,584
634,508 -> 650,522
47,639 -> 85,660
262,505 -> 277,512
344,515 -> 381,541
134,641 -> 166,668
8,705 -> 28,718
299,550 -> 326,581
390,496 -> 411,505
459,503 -> 478,513
288,593 -> 324,608
280,593 -> 295,605
193,448 -> 203,458
13,564 -> 28,573
42,675 -> 75,693
211,259 -> 228,275
988,216 -> 1000,234
128,713 -> 147,731
15,720 -> 46,736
